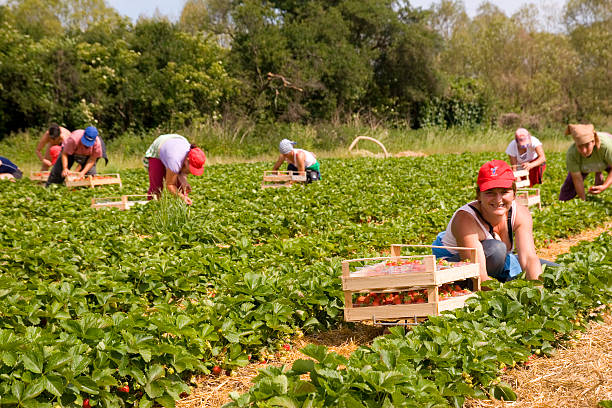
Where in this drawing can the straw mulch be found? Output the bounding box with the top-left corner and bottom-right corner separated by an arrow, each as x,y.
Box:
464,313 -> 612,408
178,222 -> 612,408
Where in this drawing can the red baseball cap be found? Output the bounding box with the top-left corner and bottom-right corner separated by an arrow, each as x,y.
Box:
477,160 -> 515,191
188,147 -> 206,176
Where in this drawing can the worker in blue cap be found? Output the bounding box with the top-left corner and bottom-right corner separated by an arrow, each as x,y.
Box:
46,126 -> 107,186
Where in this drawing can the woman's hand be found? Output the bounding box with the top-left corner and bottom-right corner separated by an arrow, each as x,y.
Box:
43,159 -> 52,167
588,185 -> 606,194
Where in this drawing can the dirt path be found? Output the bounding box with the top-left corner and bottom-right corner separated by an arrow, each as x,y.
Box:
178,222 -> 612,408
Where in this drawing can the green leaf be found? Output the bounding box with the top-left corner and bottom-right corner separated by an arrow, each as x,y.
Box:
268,396 -> 299,408
490,384 -> 517,401
598,401 -> 612,408
72,376 -> 100,395
23,377 -> 45,400
299,345 -> 327,363
291,359 -> 314,374
11,381 -> 24,402
147,364 -> 165,383
22,351 -> 43,374
156,394 -> 176,408
43,374 -> 65,397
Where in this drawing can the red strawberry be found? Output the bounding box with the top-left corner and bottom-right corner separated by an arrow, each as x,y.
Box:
283,344 -> 291,351
83,399 -> 91,408
212,365 -> 222,375
119,385 -> 130,393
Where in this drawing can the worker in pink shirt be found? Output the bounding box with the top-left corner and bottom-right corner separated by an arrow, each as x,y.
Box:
46,126 -> 105,186
35,123 -> 71,170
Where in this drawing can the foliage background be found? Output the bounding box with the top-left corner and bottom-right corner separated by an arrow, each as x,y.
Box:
0,0 -> 611,142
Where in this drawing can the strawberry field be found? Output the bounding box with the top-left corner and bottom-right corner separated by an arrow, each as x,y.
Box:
1,152 -> 611,407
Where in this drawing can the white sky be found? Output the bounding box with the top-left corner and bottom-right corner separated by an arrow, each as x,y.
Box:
105,0 -> 567,22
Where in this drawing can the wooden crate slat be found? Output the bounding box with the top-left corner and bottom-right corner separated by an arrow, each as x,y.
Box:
91,195 -> 148,210
342,273 -> 436,291
66,174 -> 122,188
344,303 -> 436,322
517,188 -> 541,209
437,293 -> 478,312
432,264 -> 479,285
29,171 -> 50,181
261,171 -> 306,189
513,169 -> 529,177
515,180 -> 530,188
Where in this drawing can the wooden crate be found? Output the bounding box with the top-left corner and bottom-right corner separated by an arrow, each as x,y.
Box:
66,173 -> 122,188
342,245 -> 480,323
29,171 -> 50,182
261,171 -> 307,189
91,195 -> 149,210
516,188 -> 541,210
512,166 -> 531,189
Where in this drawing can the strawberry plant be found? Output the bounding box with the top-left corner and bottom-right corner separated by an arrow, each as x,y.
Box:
0,153 -> 610,406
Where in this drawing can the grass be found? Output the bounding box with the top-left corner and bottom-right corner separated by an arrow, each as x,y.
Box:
0,121 -> 580,173
147,192 -> 191,234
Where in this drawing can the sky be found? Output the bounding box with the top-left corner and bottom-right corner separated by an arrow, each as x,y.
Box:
106,0 -> 566,22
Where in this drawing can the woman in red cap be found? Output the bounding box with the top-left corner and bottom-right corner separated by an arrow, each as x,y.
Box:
432,160 -> 542,283
144,134 -> 206,205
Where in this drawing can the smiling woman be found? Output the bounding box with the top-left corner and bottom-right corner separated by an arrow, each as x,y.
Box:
432,160 -> 543,283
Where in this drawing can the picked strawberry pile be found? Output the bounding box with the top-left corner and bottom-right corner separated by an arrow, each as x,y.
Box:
438,283 -> 471,300
351,259 -> 427,277
435,258 -> 472,270
352,289 -> 429,306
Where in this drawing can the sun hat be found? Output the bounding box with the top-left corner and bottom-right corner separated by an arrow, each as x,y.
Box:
566,124 -> 595,145
81,126 -> 98,147
515,128 -> 531,147
187,147 -> 206,176
477,160 -> 515,191
279,139 -> 297,155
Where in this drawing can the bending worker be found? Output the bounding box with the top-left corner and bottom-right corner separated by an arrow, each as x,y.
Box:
0,156 -> 23,181
559,124 -> 612,201
143,134 -> 206,205
506,127 -> 546,186
272,139 -> 321,183
432,160 -> 542,283
46,126 -> 105,186
36,123 -> 71,170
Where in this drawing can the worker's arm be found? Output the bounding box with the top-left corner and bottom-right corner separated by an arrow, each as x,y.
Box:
588,170 -> 612,194
514,205 -> 542,280
570,172 -> 586,200
61,152 -> 71,177
78,156 -> 97,178
523,145 -> 546,170
272,155 -> 285,172
36,133 -> 52,166
451,211 -> 491,283
165,168 -> 192,205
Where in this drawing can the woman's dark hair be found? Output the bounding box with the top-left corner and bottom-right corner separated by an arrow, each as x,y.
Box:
475,183 -> 517,199
48,123 -> 60,139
